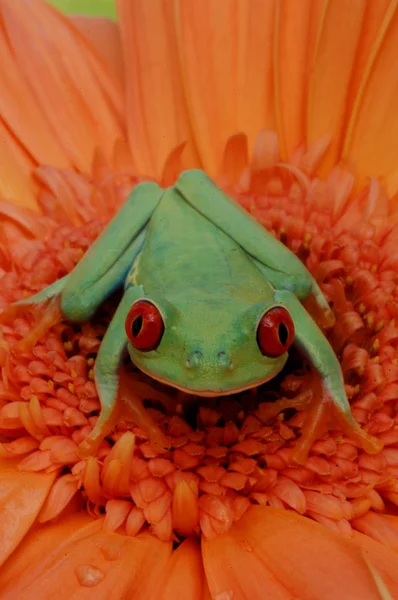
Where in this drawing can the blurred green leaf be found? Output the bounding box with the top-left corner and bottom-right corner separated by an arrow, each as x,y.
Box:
48,0 -> 116,19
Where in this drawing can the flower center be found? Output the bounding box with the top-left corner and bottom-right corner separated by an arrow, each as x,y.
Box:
0,136 -> 397,542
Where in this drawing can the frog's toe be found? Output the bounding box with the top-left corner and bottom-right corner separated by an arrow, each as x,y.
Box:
337,411 -> 383,456
292,373 -> 383,464
0,301 -> 40,325
78,401 -> 122,458
119,370 -> 170,453
2,296 -> 63,354
119,377 -> 169,454
0,304 -> 20,325
78,436 -> 102,459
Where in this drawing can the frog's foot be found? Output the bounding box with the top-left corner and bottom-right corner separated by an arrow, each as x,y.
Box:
0,297 -> 63,354
131,376 -> 180,415
78,369 -> 170,458
0,303 -> 23,325
256,372 -> 383,465
0,301 -> 44,328
78,401 -> 123,458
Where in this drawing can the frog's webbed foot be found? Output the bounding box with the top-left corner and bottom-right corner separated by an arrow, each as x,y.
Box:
78,400 -> 122,458
0,296 -> 63,354
78,368 -> 170,458
131,375 -> 181,415
118,369 -> 170,453
256,371 -> 382,465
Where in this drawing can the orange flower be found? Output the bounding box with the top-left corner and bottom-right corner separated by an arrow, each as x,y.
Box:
0,0 -> 398,598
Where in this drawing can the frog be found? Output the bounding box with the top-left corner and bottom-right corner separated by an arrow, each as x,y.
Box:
2,170 -> 382,463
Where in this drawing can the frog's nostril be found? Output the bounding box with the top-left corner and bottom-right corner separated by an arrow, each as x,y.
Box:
217,350 -> 232,369
185,350 -> 233,371
185,350 -> 202,369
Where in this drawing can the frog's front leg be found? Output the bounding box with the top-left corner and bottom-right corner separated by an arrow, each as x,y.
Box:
0,182 -> 162,351
79,285 -> 168,457
257,290 -> 383,464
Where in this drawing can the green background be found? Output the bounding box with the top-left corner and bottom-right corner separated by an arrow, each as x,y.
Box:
49,0 -> 117,19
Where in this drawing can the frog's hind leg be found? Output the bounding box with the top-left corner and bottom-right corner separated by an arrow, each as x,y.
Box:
257,289 -> 383,464
79,367 -> 170,458
257,371 -> 381,464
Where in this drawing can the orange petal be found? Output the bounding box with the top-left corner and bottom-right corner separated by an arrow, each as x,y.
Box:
39,474 -> 79,523
83,456 -> 102,504
307,0 -> 367,176
1,0 -> 123,173
0,515 -> 172,600
175,0 -> 276,176
172,480 -> 199,537
0,457 -> 56,567
69,15 -> 124,89
104,499 -> 132,532
342,1 -> 398,194
125,507 -> 145,537
66,15 -> 125,123
203,506 -> 386,599
352,512 -> 398,552
0,124 -> 38,210
0,200 -> 47,237
352,531 -> 398,598
0,7 -> 70,172
0,513 -> 95,591
157,538 -> 209,600
220,134 -> 249,186
203,519 -> 292,599
343,0 -> 393,119
116,0 -> 198,179
274,0 -> 312,158
234,1 -> 276,159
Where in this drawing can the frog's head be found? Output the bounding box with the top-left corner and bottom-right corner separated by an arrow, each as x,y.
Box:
125,294 -> 295,397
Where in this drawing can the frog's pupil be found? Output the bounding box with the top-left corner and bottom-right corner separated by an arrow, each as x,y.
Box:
278,322 -> 288,346
132,316 -> 143,337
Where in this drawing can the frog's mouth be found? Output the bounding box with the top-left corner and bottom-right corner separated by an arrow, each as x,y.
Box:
149,373 -> 275,396
131,363 -> 276,398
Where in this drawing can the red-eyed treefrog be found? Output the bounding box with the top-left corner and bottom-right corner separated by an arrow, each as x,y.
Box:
3,170 -> 382,462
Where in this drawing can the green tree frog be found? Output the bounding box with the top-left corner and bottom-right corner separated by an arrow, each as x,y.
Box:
3,170 -> 382,462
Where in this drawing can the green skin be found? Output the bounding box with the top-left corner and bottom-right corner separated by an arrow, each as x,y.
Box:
49,0 -> 116,19
17,170 -> 352,447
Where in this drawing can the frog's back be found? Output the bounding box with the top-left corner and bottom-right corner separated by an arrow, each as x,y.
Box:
127,188 -> 273,304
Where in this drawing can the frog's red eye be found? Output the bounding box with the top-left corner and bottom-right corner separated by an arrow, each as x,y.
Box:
125,300 -> 164,351
257,307 -> 295,358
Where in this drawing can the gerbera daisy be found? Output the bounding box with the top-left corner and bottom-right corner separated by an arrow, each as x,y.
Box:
0,0 -> 397,598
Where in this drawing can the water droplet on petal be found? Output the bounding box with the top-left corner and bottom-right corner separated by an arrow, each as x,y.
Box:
75,565 -> 105,587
